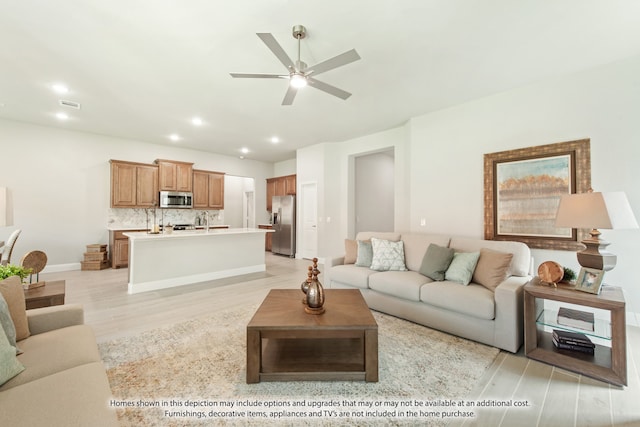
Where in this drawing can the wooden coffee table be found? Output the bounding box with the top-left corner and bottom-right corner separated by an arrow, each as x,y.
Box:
246,289 -> 378,383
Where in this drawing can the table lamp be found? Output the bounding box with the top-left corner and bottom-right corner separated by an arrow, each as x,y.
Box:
555,190 -> 638,271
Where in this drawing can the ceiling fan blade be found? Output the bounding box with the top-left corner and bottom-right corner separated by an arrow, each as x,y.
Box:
303,49 -> 360,76
307,78 -> 352,100
257,33 -> 295,70
230,73 -> 287,79
282,85 -> 298,106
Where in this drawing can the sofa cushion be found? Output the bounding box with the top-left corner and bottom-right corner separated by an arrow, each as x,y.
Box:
0,276 -> 29,341
0,326 -> 24,386
1,324 -> 101,391
419,244 -> 454,281
370,238 -> 407,271
400,233 -> 451,272
369,271 -> 431,301
472,248 -> 514,291
449,237 -> 531,277
330,265 -> 377,289
344,239 -> 357,264
355,240 -> 373,267
0,362 -> 119,427
445,252 -> 480,285
420,281 -> 495,320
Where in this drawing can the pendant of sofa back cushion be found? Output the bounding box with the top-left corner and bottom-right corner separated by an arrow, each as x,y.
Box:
445,252 -> 481,285
0,294 -> 20,353
355,240 -> 373,267
0,324 -> 25,386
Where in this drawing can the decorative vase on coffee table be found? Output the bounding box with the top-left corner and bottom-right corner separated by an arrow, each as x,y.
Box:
305,258 -> 325,315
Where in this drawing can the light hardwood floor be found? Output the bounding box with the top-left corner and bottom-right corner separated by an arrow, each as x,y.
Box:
40,253 -> 640,426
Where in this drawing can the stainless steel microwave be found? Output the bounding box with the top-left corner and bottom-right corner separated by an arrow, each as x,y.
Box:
159,191 -> 193,209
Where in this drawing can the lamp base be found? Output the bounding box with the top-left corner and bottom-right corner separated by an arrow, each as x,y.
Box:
577,238 -> 617,271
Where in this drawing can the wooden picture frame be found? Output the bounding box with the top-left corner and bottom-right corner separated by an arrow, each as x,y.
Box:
575,267 -> 605,294
484,139 -> 591,250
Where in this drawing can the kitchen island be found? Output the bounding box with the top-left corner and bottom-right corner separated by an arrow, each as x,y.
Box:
124,228 -> 273,294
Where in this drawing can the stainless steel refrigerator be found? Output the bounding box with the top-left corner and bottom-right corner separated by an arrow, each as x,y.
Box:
271,195 -> 296,257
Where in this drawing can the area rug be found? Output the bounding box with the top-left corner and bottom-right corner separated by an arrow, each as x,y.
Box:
99,304 -> 499,426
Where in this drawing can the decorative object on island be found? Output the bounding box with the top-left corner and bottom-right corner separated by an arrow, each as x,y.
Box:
575,267 -> 605,294
555,190 -> 638,271
304,258 -> 325,315
537,261 -> 564,287
20,250 -> 48,288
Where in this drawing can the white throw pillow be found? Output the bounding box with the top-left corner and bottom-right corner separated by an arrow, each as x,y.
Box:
370,238 -> 407,271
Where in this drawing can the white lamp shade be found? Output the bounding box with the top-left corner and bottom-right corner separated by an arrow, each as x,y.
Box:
555,191 -> 639,230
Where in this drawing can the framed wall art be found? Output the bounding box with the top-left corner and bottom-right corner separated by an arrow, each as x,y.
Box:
484,139 -> 591,250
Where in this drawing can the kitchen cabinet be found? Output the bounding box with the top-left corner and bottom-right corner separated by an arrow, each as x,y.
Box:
266,174 -> 296,211
193,169 -> 225,209
109,229 -> 145,268
110,160 -> 158,208
156,159 -> 194,192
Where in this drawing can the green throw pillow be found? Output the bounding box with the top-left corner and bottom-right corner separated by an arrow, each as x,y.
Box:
355,240 -> 373,267
0,294 -> 19,354
0,322 -> 24,386
445,252 -> 481,285
419,244 -> 455,281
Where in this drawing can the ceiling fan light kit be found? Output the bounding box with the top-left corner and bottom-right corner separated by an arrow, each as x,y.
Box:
230,25 -> 361,105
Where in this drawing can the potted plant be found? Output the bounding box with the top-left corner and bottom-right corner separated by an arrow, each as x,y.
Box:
0,264 -> 32,282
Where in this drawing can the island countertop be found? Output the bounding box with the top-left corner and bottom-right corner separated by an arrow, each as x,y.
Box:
124,227 -> 273,240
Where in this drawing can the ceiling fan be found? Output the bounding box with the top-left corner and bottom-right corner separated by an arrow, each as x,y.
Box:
230,25 -> 361,105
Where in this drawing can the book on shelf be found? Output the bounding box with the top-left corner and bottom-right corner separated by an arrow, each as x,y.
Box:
552,329 -> 595,348
557,307 -> 594,332
552,337 -> 595,355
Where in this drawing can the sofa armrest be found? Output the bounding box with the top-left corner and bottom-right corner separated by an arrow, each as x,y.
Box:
493,276 -> 531,353
27,304 -> 84,335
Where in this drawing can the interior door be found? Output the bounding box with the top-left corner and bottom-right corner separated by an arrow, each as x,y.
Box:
300,182 -> 318,259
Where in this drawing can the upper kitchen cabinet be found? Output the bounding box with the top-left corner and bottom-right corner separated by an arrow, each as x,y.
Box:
193,169 -> 225,209
110,160 -> 158,208
156,159 -> 194,192
266,174 -> 296,211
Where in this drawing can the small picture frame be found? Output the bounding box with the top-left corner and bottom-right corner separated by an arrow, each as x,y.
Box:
575,267 -> 605,294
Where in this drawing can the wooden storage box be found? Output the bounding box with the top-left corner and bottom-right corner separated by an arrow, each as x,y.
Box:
86,244 -> 107,253
83,251 -> 108,262
81,260 -> 110,271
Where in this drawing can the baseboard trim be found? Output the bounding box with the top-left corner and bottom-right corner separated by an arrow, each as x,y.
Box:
42,263 -> 81,273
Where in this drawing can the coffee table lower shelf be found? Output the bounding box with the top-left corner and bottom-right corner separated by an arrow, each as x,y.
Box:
259,336 -> 369,382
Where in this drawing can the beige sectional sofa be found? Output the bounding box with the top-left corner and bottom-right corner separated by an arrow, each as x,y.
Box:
328,232 -> 533,353
0,277 -> 118,427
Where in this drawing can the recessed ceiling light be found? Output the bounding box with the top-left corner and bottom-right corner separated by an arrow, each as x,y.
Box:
239,156 -> 245,160
191,117 -> 203,126
55,112 -> 69,120
169,134 -> 181,141
270,136 -> 280,143
241,147 -> 250,154
52,84 -> 69,94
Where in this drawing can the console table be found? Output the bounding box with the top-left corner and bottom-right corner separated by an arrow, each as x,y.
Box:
523,279 -> 626,386
23,280 -> 66,310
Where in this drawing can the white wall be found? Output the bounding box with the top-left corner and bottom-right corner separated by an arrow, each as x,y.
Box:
300,55 -> 640,322
0,119 -> 274,270
355,152 -> 394,233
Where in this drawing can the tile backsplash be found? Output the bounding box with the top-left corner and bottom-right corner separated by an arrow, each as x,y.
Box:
108,208 -> 224,229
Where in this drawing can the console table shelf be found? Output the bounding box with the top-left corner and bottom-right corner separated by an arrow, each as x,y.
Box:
523,279 -> 626,387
